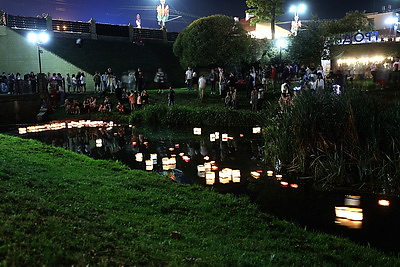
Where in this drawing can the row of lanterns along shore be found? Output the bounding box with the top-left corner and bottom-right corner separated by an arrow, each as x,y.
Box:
19,120 -> 113,135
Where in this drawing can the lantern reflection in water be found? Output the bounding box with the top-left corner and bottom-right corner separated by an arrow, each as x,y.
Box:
345,195 -> 361,207
335,206 -> 363,229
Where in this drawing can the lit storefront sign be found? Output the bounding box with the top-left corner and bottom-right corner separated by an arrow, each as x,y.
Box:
337,31 -> 379,45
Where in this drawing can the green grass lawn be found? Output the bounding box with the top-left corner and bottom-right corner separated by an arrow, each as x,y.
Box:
0,134 -> 399,265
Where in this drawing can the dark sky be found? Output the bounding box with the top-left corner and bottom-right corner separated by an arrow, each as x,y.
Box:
2,0 -> 399,32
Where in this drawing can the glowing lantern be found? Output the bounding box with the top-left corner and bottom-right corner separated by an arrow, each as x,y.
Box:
204,156 -> 210,161
335,207 -> 363,221
222,133 -> 228,142
135,153 -> 143,162
219,168 -> 232,184
18,128 -> 27,134
174,144 -> 180,148
215,132 -> 220,139
206,172 -> 215,185
95,139 -> 103,147
204,162 -> 211,172
280,181 -> 289,187
162,157 -> 170,165
179,152 -> 185,157
150,154 -> 158,164
276,174 -> 283,180
267,170 -> 274,177
145,160 -> 153,171
240,134 -> 244,138
169,147 -> 175,151
378,199 -> 390,207
210,134 -> 216,142
253,126 -> 261,134
211,165 -> 219,171
197,165 -> 206,172
290,183 -> 299,189
193,128 -> 202,135
109,121 -> 114,127
182,156 -> 190,162
232,170 -> 241,183
251,171 -> 261,179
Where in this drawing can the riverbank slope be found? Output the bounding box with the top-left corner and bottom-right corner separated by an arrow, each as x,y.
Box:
0,134 -> 398,265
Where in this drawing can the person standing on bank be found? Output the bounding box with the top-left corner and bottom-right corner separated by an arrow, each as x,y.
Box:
185,67 -> 193,90
198,74 -> 207,102
155,68 -> 166,93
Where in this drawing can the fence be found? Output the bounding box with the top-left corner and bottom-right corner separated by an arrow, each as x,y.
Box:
1,11 -> 179,43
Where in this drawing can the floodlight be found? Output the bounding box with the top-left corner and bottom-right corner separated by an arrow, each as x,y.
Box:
38,32 -> 49,43
385,17 -> 398,25
276,38 -> 288,49
27,32 -> 38,43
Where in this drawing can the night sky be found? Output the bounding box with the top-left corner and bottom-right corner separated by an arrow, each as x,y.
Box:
2,0 -> 399,32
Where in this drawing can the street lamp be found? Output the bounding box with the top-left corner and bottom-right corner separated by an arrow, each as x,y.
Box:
385,14 -> 399,41
27,31 -> 50,73
276,38 -> 288,61
290,3 -> 307,36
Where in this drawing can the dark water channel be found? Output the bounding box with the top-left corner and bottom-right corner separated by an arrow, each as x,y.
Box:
5,120 -> 400,255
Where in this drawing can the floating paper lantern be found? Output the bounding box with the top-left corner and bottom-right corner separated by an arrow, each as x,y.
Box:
232,170 -> 241,183
240,134 -> 244,138
267,170 -> 274,177
251,171 -> 260,179
206,172 -> 215,185
276,174 -> 283,180
193,128 -> 202,135
95,139 -> 103,148
253,126 -> 261,134
145,160 -> 153,171
219,168 -> 232,184
222,133 -> 228,142
150,154 -> 158,164
280,181 -> 289,187
204,156 -> 210,161
290,183 -> 299,189
182,156 -> 190,162
204,162 -> 212,172
18,128 -> 27,134
197,165 -> 206,173
210,134 -> 216,142
162,157 -> 170,165
378,199 -> 390,207
335,207 -> 363,221
215,132 -> 220,139
135,153 -> 143,162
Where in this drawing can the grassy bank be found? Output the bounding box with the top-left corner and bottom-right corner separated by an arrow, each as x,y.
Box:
0,134 -> 399,265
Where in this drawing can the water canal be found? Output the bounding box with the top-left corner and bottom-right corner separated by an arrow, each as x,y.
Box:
4,120 -> 400,254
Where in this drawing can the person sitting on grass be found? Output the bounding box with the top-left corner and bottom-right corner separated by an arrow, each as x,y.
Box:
104,96 -> 112,112
116,101 -> 126,114
89,97 -> 97,112
98,103 -> 106,113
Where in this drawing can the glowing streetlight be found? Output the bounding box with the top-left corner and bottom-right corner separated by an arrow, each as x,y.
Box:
27,31 -> 50,73
276,38 -> 288,61
290,3 -> 307,36
385,14 -> 399,41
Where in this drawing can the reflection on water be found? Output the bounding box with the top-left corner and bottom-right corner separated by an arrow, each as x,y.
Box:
10,120 -> 400,254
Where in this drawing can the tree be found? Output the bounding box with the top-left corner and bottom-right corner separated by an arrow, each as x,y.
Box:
246,0 -> 284,40
173,15 -> 251,68
324,11 -> 374,36
288,19 -> 328,66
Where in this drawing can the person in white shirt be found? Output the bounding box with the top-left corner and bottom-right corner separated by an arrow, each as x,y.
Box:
185,67 -> 193,90
315,73 -> 324,91
198,74 -> 207,102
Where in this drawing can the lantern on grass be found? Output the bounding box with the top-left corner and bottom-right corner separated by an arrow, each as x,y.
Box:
206,172 -> 215,185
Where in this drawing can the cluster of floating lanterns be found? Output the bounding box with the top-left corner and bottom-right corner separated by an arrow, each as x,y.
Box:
197,163 -> 241,185
18,120 -> 108,135
335,195 -> 363,229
